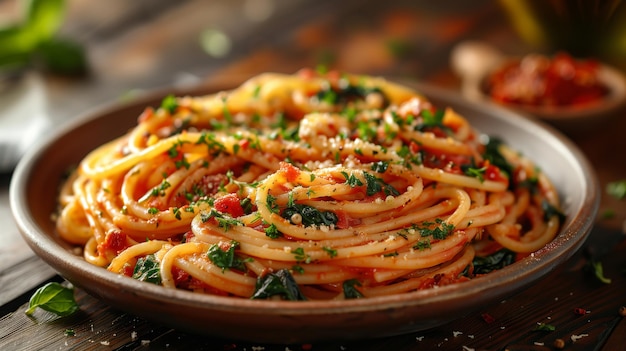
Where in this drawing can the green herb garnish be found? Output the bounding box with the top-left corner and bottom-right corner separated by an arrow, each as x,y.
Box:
132,254 -> 162,284
207,240 -> 248,272
342,279 -> 364,299
25,282 -> 79,317
251,269 -> 306,301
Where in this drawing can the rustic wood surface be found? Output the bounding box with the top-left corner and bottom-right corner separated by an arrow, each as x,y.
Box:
1,1 -> 625,350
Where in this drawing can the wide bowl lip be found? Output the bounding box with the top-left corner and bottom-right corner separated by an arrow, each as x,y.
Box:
9,80 -> 600,332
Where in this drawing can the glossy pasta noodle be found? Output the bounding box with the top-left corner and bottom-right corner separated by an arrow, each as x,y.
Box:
56,69 -> 563,300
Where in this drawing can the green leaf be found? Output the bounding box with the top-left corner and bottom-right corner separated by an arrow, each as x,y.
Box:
36,38 -> 86,75
160,94 -> 178,114
264,223 -> 282,239
533,323 -> 556,332
606,179 -> 626,200
282,204 -> 338,227
589,259 -> 612,284
25,282 -> 78,317
0,25 -> 36,65
132,254 -> 162,285
207,241 -> 248,272
471,248 -> 516,275
541,200 -> 565,223
462,165 -> 487,182
25,0 -> 66,42
251,269 -> 306,300
482,137 -> 514,179
342,279 -> 364,299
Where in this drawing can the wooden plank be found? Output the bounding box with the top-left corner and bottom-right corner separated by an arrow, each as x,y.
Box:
0,256 -> 57,307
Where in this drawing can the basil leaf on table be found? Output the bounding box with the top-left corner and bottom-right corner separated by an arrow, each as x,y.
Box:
25,281 -> 79,317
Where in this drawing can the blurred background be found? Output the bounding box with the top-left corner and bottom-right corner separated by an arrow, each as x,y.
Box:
1,0 -> 626,170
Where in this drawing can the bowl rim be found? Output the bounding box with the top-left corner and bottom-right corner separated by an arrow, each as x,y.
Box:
9,80 -> 600,335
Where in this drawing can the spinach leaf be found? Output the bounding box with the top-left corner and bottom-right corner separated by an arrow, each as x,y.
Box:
542,200 -> 565,223
251,269 -> 307,301
343,279 -> 364,299
482,137 -> 513,179
207,241 -> 248,272
132,254 -> 162,285
472,249 -> 516,275
282,204 -> 338,227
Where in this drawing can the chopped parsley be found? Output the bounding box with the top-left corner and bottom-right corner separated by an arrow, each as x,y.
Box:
264,223 -> 282,239
341,171 -> 364,187
363,171 -> 399,196
200,209 -> 243,231
462,165 -> 487,182
371,160 -> 389,173
322,246 -> 338,258
417,218 -> 455,240
292,247 -> 312,264
160,94 -> 178,114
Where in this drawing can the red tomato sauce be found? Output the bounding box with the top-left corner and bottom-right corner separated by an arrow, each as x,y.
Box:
485,52 -> 608,107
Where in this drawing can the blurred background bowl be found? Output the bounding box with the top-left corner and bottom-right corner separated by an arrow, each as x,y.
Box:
451,41 -> 626,134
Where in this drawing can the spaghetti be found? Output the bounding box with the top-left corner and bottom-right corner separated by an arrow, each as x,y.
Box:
56,69 -> 563,300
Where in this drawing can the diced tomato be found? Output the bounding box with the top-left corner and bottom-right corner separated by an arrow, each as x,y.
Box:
214,193 -> 245,217
279,161 -> 301,183
238,138 -> 250,151
121,264 -> 134,277
335,210 -> 361,229
172,266 -> 191,286
137,107 -> 154,123
409,141 -> 420,154
100,230 -> 129,254
484,163 -> 508,184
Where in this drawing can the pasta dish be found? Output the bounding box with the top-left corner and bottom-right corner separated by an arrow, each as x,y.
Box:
56,69 -> 563,300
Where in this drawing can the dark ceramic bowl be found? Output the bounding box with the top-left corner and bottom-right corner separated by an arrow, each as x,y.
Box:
10,80 -> 599,343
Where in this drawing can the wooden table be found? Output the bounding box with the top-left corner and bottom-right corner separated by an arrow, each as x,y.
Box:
1,1 -> 625,349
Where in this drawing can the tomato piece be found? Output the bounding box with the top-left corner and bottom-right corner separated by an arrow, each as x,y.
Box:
279,161 -> 301,183
214,193 -> 245,217
100,230 -> 129,254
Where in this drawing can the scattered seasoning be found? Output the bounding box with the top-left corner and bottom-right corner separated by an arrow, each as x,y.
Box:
533,323 -> 556,332
600,209 -> 615,219
481,312 -> 496,324
574,307 -> 587,316
553,338 -> 566,349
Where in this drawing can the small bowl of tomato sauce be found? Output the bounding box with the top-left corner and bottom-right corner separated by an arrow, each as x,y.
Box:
452,42 -> 626,133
